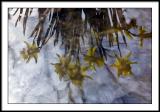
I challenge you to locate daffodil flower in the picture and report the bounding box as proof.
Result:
[67,63,92,87]
[51,54,71,80]
[84,47,104,70]
[20,41,39,63]
[138,26,152,47]
[52,54,92,87]
[111,52,137,77]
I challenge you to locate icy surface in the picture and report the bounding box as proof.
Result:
[8,9,152,103]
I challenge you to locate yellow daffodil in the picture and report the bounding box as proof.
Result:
[139,26,152,47]
[51,54,71,80]
[52,54,92,87]
[67,63,92,87]
[84,47,104,70]
[111,52,137,77]
[20,41,39,63]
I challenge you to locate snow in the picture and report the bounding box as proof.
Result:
[8,8,152,103]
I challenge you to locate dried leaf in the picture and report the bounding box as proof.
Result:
[124,30,133,40]
[23,8,29,35]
